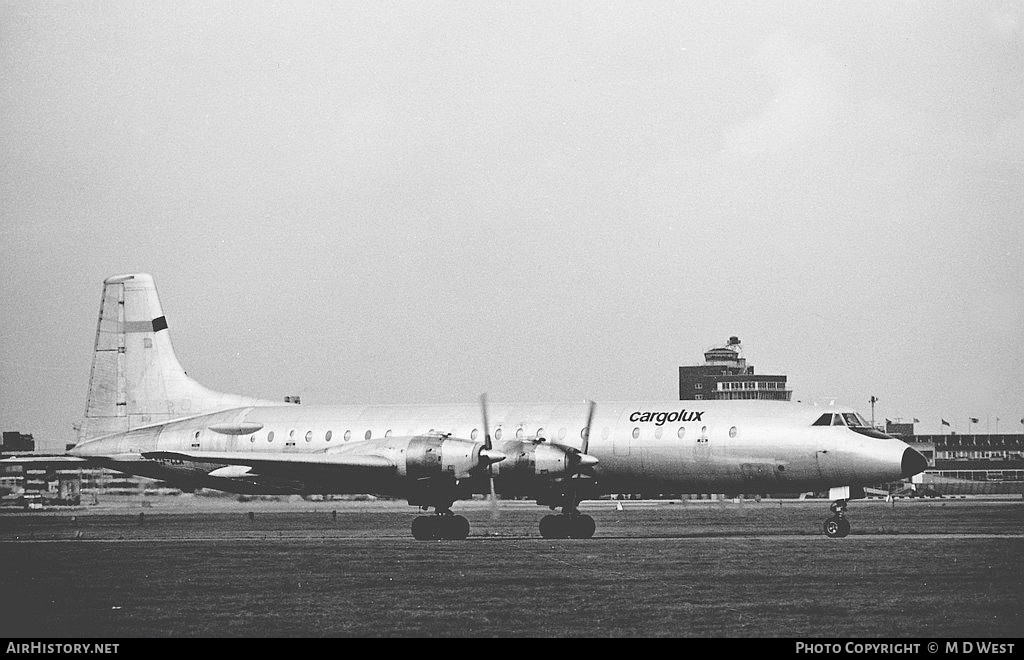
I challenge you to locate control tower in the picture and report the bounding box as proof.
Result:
[678,337,791,401]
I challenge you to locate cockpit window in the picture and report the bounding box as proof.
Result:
[839,411,872,427]
[813,410,892,437]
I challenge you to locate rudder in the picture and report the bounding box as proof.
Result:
[78,274,283,443]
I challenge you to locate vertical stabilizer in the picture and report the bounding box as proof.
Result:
[79,274,285,443]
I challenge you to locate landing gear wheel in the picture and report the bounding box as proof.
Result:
[412,516,434,540]
[539,514,567,539]
[412,513,470,540]
[569,514,596,539]
[445,515,470,540]
[823,515,851,538]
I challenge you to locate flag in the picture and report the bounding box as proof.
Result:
[970,417,979,424]
[941,419,950,427]
[913,418,920,423]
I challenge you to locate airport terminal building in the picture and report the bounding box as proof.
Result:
[887,423,1024,495]
[679,336,791,401]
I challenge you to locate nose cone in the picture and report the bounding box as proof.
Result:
[901,447,928,478]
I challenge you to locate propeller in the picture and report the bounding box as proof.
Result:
[567,399,599,475]
[479,393,500,520]
[581,399,596,456]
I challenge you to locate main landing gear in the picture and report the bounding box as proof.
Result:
[823,499,851,538]
[539,501,596,539]
[411,507,470,541]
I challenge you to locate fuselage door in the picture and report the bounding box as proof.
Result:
[612,427,631,456]
[815,448,841,483]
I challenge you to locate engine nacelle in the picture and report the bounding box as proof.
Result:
[399,435,499,480]
[494,441,572,482]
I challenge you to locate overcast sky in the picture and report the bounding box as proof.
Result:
[2,2,1022,452]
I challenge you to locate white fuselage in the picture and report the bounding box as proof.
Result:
[72,399,914,496]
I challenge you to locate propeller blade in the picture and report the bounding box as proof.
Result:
[480,393,492,451]
[488,474,499,520]
[581,399,596,455]
[479,392,499,520]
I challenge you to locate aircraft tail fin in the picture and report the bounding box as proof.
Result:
[78,274,284,443]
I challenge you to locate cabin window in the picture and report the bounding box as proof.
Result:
[495,428,503,441]
[516,427,524,440]
[677,426,685,439]
[581,427,590,440]
[325,430,333,442]
[250,435,256,443]
[701,426,707,437]
[812,413,833,426]
[471,428,479,440]
[344,430,351,442]
[267,431,275,443]
[632,427,640,439]
[558,427,567,440]
[385,429,392,438]
[729,426,737,438]
[365,430,372,440]
[537,427,545,440]
[654,427,663,439]
[305,431,313,443]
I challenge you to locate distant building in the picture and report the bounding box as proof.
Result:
[679,337,791,401]
[898,432,1024,495]
[885,420,916,437]
[1,431,34,453]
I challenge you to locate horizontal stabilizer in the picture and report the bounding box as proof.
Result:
[0,455,89,465]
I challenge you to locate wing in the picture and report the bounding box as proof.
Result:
[141,447,398,492]
[142,450,394,471]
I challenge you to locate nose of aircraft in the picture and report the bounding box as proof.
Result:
[901,446,928,478]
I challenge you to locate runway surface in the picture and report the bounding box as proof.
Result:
[1,498,1022,637]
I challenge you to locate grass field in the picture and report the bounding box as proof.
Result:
[1,499,1022,637]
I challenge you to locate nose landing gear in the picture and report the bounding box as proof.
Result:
[823,499,851,538]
